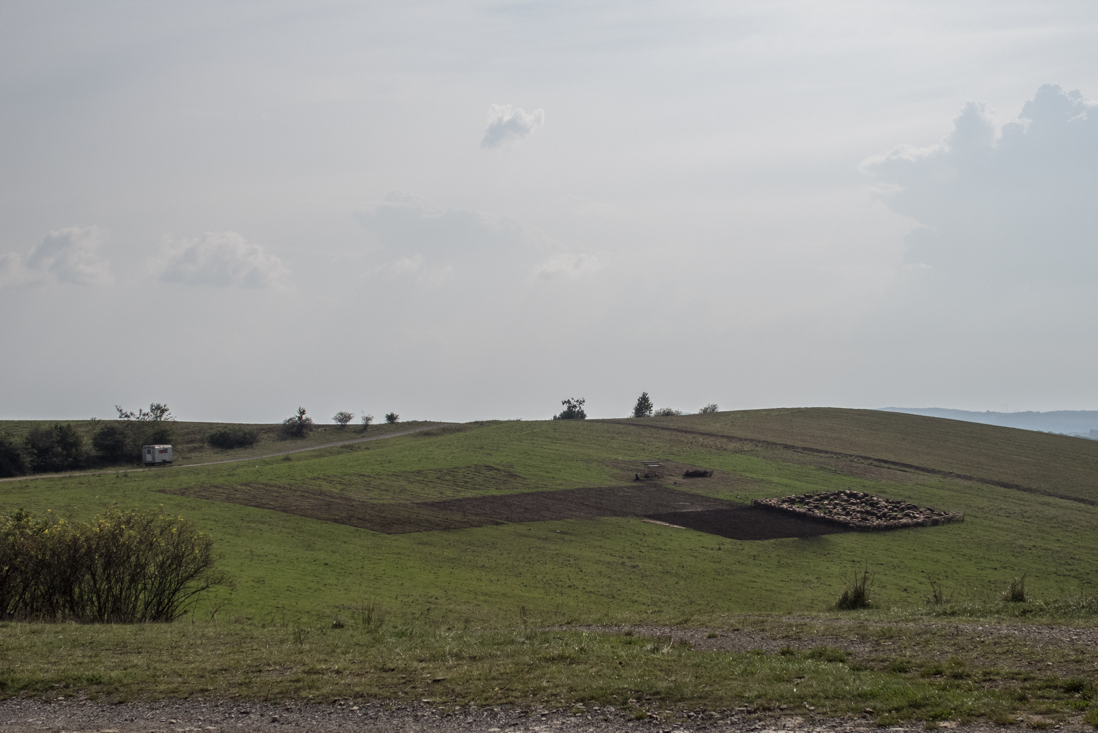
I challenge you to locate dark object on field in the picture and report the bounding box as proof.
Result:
[633,392,654,418]
[361,414,374,431]
[683,469,713,478]
[333,411,355,427]
[554,398,586,420]
[754,489,963,530]
[282,407,315,438]
[385,412,400,424]
[0,507,228,623]
[207,426,258,450]
[836,562,872,610]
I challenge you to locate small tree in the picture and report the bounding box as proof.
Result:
[361,414,374,431]
[333,411,355,428]
[698,403,719,414]
[282,407,315,438]
[116,403,175,422]
[554,398,586,420]
[633,392,653,418]
[385,412,400,424]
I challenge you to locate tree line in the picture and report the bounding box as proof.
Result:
[0,404,176,478]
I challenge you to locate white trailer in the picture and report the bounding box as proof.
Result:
[142,444,173,466]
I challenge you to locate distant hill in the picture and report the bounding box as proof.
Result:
[881,407,1098,438]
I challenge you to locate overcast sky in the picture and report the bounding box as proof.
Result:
[2,1,1097,423]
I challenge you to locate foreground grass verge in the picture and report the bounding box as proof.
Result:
[2,615,1097,727]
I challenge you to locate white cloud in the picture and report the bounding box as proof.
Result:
[0,226,112,287]
[357,193,530,253]
[480,104,545,149]
[157,231,289,289]
[532,252,606,279]
[863,84,1098,281]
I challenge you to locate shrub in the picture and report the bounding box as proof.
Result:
[281,407,315,438]
[653,407,682,417]
[0,507,228,623]
[24,424,86,473]
[1003,572,1027,603]
[925,573,953,605]
[385,412,400,424]
[92,422,130,462]
[333,411,355,428]
[361,414,374,431]
[633,392,653,418]
[835,563,872,610]
[554,398,586,420]
[698,403,719,414]
[206,426,259,449]
[0,435,26,478]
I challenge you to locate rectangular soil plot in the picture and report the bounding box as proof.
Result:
[159,483,498,534]
[645,506,852,541]
[421,485,732,524]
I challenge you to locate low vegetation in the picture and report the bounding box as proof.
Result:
[205,426,259,450]
[0,507,226,622]
[2,407,1098,726]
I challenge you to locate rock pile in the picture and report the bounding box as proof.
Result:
[753,490,963,530]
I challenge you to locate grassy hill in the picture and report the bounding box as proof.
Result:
[2,408,1097,723]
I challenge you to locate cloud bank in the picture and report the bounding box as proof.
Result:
[158,232,289,289]
[0,227,112,287]
[863,84,1098,282]
[480,105,545,148]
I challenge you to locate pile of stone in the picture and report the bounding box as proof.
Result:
[753,489,963,530]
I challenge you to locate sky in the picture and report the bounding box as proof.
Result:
[2,1,1097,423]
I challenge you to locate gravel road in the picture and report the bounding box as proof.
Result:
[1,698,1090,733]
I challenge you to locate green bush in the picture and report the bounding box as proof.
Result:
[0,435,26,478]
[24,424,86,473]
[0,507,228,623]
[206,426,259,449]
[835,564,872,610]
[633,392,653,418]
[281,407,315,438]
[1003,573,1028,603]
[92,422,130,462]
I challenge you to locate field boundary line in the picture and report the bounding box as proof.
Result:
[608,419,1098,507]
[0,424,452,484]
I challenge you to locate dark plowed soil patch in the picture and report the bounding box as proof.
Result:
[159,483,496,533]
[423,485,731,524]
[645,506,851,541]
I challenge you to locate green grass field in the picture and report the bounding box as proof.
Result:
[2,408,1098,725]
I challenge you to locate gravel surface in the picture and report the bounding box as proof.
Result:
[1,698,1092,733]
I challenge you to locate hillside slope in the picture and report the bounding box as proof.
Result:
[615,408,1098,505]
